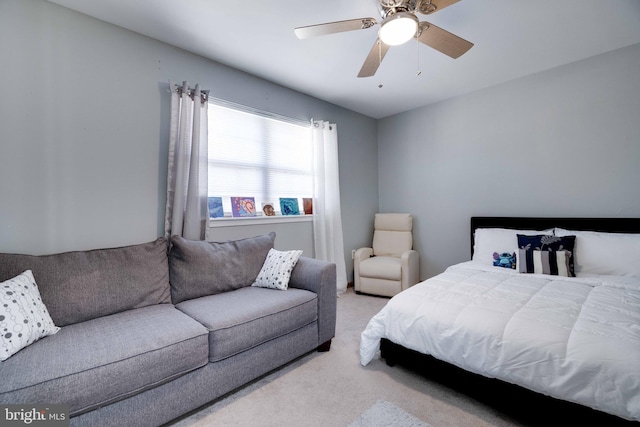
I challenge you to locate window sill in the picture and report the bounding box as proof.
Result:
[208,215,313,228]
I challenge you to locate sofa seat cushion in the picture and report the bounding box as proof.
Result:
[176,287,317,362]
[359,256,402,281]
[0,304,208,416]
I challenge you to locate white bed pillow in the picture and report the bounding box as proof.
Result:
[472,228,553,265]
[555,228,640,278]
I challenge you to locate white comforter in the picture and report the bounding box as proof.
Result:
[360,261,640,421]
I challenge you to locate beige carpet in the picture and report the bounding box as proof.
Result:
[168,289,632,427]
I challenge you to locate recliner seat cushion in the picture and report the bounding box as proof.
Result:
[176,287,317,362]
[0,304,209,416]
[358,256,402,281]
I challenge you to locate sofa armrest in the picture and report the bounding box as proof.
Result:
[289,257,337,348]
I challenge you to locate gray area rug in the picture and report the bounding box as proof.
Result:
[348,400,432,427]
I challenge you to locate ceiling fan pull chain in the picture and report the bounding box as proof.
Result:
[378,41,384,88]
[416,37,422,76]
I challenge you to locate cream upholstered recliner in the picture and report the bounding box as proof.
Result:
[354,213,420,297]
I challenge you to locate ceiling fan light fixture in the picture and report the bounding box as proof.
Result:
[378,12,418,46]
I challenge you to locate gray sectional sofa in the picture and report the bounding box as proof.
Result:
[0,232,336,426]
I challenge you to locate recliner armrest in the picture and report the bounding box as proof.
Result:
[354,247,373,261]
[400,249,420,291]
[353,247,373,292]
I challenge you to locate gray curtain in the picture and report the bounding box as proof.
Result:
[164,81,209,240]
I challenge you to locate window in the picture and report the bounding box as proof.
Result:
[207,101,312,219]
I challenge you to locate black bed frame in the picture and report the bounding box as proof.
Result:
[381,216,640,426]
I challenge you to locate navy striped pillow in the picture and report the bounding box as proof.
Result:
[517,234,576,276]
[517,249,573,277]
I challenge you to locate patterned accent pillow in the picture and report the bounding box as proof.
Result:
[517,249,573,277]
[252,249,303,290]
[1,270,60,361]
[517,234,576,276]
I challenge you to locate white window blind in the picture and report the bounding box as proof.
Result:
[208,102,312,217]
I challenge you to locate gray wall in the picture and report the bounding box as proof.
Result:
[378,43,640,279]
[0,0,378,279]
[3,0,637,284]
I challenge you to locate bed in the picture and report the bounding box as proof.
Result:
[360,217,640,422]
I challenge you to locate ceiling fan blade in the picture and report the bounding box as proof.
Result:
[417,0,461,15]
[358,39,390,78]
[295,18,377,39]
[417,21,473,58]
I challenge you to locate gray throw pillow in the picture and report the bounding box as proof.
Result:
[169,232,276,304]
[0,238,171,327]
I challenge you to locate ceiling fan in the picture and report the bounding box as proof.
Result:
[294,0,473,78]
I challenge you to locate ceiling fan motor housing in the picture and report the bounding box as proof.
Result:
[379,0,439,17]
[417,0,437,14]
[379,0,406,8]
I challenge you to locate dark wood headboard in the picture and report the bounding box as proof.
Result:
[470,217,640,258]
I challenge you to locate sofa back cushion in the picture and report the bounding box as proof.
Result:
[169,233,275,304]
[0,238,171,327]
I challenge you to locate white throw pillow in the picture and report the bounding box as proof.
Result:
[252,249,303,290]
[473,228,553,265]
[1,270,60,361]
[555,228,640,278]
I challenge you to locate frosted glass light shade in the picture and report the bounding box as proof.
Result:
[378,12,418,46]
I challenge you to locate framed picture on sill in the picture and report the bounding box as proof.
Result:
[231,197,257,217]
[208,197,224,219]
[262,202,276,217]
[279,198,300,215]
[303,198,313,215]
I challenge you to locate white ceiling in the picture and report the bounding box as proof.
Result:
[47,0,640,119]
